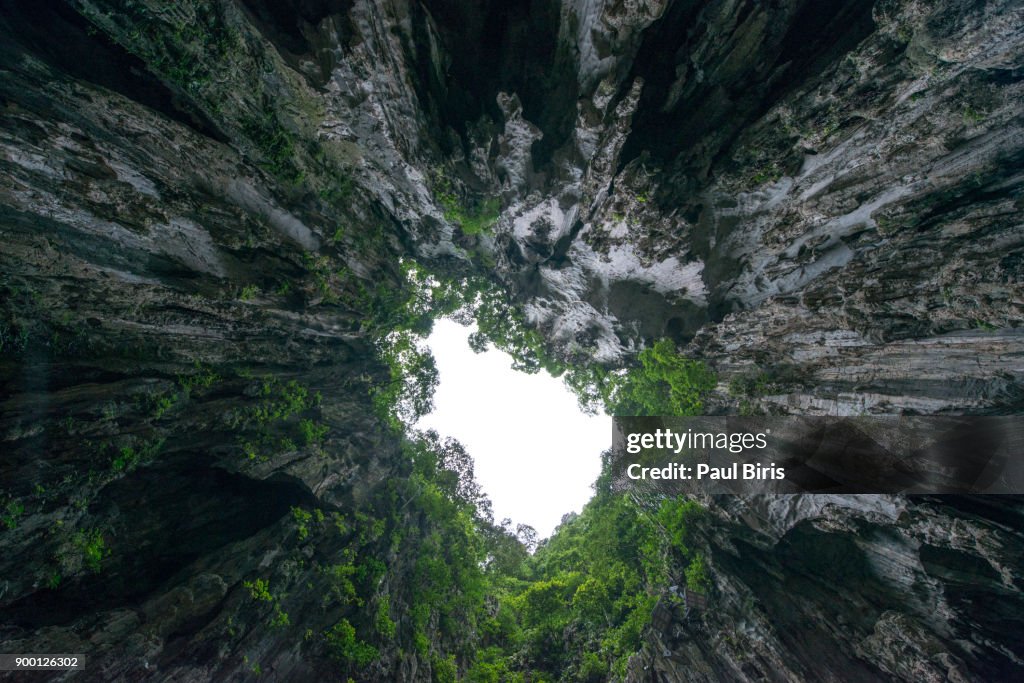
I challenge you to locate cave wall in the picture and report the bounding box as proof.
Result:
[469,0,1024,418]
[0,0,1022,680]
[0,0,446,678]
[625,493,1024,682]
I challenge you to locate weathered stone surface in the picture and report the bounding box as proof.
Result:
[0,0,1021,680]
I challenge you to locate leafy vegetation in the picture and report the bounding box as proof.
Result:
[178,363,219,395]
[435,177,501,235]
[244,578,274,603]
[235,377,325,461]
[244,578,291,629]
[373,331,439,428]
[1,13,723,681]
[606,339,717,416]
[84,2,240,97]
[299,418,329,446]
[326,618,379,668]
[242,109,304,185]
[2,498,25,530]
[232,424,708,680]
[111,438,164,473]
[74,528,109,573]
[351,432,712,682]
[292,506,325,542]
[355,253,716,429]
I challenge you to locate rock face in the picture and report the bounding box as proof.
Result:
[0,0,1022,681]
[627,494,1024,682]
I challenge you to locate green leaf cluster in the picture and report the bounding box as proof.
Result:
[325,618,379,668]
[74,528,109,573]
[236,378,323,461]
[605,340,717,416]
[435,177,501,235]
[2,498,25,530]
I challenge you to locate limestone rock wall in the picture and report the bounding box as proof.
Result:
[0,0,1022,680]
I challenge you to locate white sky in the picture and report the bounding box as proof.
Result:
[416,318,609,538]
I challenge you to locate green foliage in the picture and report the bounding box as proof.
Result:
[607,339,716,416]
[470,475,705,681]
[143,364,220,423]
[750,163,783,186]
[112,446,140,473]
[151,392,178,419]
[436,177,500,235]
[465,646,525,683]
[432,653,458,683]
[239,284,259,301]
[271,607,291,628]
[185,251,719,680]
[74,528,109,573]
[91,2,239,95]
[373,331,439,427]
[2,498,25,530]
[656,498,702,556]
[325,559,360,605]
[382,475,705,681]
[242,109,303,185]
[244,578,274,603]
[503,493,664,676]
[375,596,396,638]
[299,418,329,446]
[550,338,716,416]
[304,252,343,304]
[237,378,323,461]
[325,619,379,668]
[178,363,218,394]
[308,254,629,426]
[578,651,606,682]
[366,268,715,419]
[685,554,711,593]
[241,577,293,629]
[963,104,985,125]
[111,439,164,473]
[292,507,314,541]
[296,432,711,682]
[465,283,559,376]
[728,372,773,398]
[253,378,317,424]
[242,654,263,675]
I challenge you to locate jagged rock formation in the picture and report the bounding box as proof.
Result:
[0,0,1022,681]
[627,494,1024,682]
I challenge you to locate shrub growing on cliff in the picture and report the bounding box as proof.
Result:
[607,339,716,416]
[2,498,25,530]
[325,619,378,667]
[243,578,273,602]
[435,177,501,236]
[74,528,109,573]
[685,554,711,593]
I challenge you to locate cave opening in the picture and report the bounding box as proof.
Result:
[416,318,608,538]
